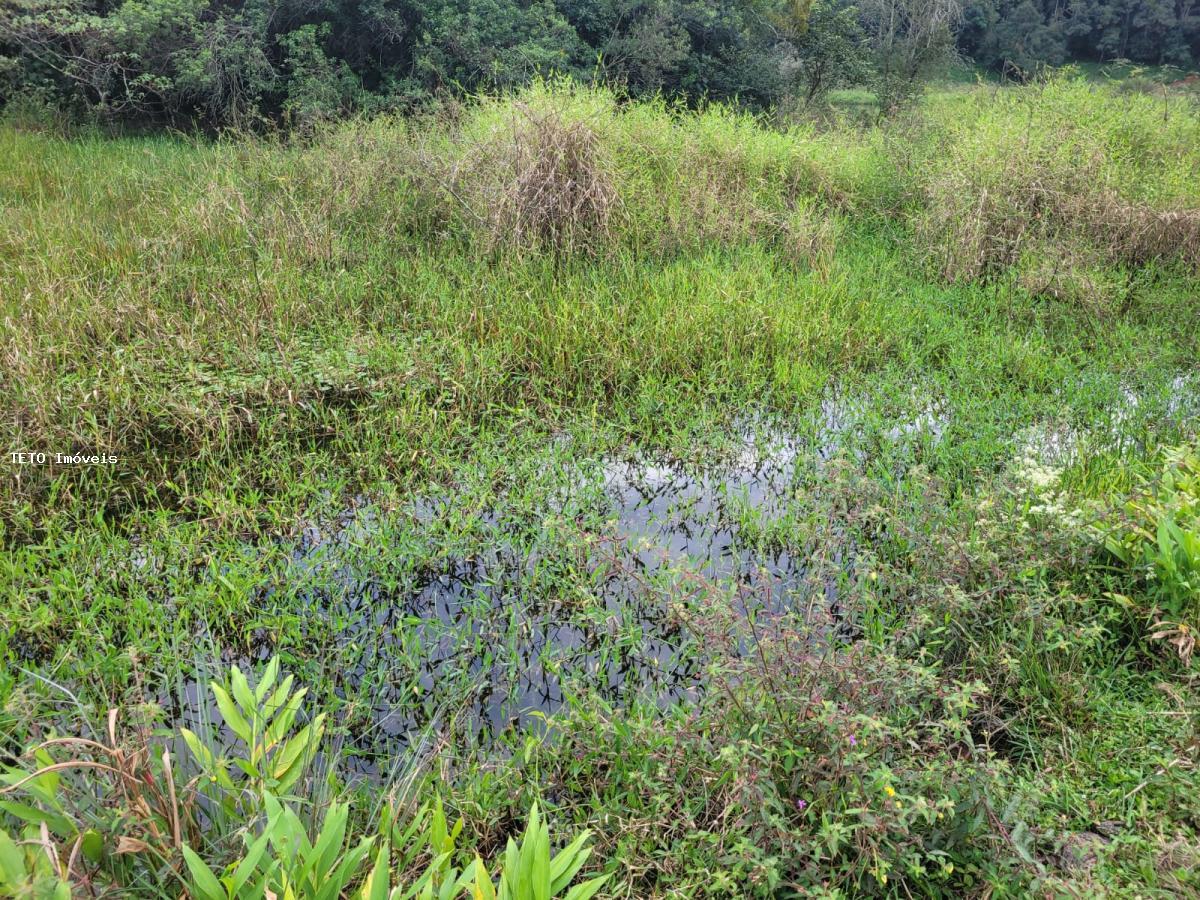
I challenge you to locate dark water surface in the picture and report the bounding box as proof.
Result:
[156,373,1198,771]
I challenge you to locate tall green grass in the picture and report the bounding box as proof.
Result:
[1,77,1197,537]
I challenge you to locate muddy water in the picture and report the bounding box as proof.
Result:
[160,421,857,770]
[153,392,961,770]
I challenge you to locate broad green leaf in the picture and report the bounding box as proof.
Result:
[308,801,349,885]
[210,683,252,746]
[531,812,550,900]
[562,874,611,900]
[256,657,281,703]
[501,837,519,898]
[230,666,257,723]
[549,833,592,893]
[81,830,104,865]
[0,829,25,885]
[213,764,238,793]
[31,749,59,793]
[437,867,464,900]
[181,844,226,900]
[262,675,296,725]
[263,689,306,752]
[471,856,496,900]
[430,795,448,853]
[0,800,74,839]
[314,836,374,900]
[181,728,217,770]
[233,758,262,781]
[229,828,272,896]
[272,715,325,793]
[359,842,390,900]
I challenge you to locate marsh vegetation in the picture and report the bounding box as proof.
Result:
[0,76,1198,896]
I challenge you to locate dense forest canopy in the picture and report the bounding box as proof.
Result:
[0,0,1197,127]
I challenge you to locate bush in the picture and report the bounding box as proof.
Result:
[1101,444,1200,664]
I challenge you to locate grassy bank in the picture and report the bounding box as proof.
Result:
[0,78,1198,896]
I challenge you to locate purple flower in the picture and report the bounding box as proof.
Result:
[796,799,808,811]
[848,734,858,746]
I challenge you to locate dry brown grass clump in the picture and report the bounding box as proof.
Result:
[918,143,1200,280]
[1091,202,1200,270]
[432,101,620,256]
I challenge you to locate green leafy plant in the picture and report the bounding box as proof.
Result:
[468,804,608,900]
[0,656,609,899]
[357,794,474,900]
[181,790,609,900]
[182,657,326,804]
[1103,444,1200,661]
[0,826,71,898]
[182,793,377,900]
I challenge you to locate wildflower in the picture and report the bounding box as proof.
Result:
[884,785,895,797]
[796,799,808,811]
[937,812,944,820]
[848,734,858,747]
[880,873,888,885]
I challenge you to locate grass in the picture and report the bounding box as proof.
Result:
[0,76,1198,896]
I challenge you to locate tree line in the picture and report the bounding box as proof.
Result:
[0,0,1196,128]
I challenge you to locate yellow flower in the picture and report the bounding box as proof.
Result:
[944,864,954,876]
[884,785,895,797]
[880,874,888,885]
[937,812,944,820]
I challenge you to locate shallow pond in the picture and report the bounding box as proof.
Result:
[153,373,1197,772]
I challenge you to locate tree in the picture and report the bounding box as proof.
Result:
[778,0,872,106]
[860,0,962,112]
[988,0,1065,76]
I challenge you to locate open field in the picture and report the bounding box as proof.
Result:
[1,78,1198,896]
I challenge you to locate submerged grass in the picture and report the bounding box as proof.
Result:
[0,76,1198,896]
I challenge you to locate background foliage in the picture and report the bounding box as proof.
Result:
[2,0,1195,129]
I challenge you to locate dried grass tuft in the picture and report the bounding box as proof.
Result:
[443,102,619,255]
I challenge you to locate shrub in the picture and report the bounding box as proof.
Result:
[437,97,621,256]
[470,551,1028,895]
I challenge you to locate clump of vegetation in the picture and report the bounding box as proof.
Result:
[1102,445,1200,663]
[913,80,1200,307]
[420,93,621,257]
[0,658,609,898]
